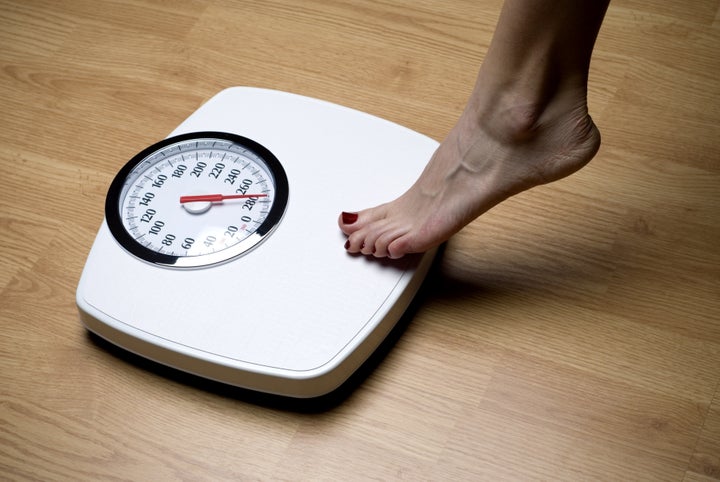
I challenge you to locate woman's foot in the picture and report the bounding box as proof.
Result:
[339,90,601,258]
[339,0,609,259]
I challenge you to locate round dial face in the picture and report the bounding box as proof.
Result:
[105,132,289,268]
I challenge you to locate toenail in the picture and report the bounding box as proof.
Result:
[342,212,358,224]
[344,240,350,250]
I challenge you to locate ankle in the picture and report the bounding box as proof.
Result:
[468,83,591,146]
[464,94,544,145]
[487,99,543,143]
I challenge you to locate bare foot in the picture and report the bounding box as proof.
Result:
[338,93,601,258]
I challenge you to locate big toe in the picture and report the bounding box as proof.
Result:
[338,211,360,234]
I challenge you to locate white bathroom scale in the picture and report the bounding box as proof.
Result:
[77,87,438,398]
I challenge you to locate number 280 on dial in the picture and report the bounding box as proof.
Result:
[105,132,289,268]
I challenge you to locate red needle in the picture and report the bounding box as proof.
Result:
[179,193,267,203]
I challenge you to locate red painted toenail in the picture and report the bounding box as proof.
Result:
[342,212,358,224]
[344,240,350,250]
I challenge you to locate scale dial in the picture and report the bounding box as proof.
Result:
[105,131,289,268]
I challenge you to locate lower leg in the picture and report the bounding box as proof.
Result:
[340,0,609,258]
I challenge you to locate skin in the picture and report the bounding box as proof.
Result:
[339,0,610,259]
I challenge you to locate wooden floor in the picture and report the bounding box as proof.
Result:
[2,0,719,480]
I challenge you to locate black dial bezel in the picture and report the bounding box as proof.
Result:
[105,131,289,268]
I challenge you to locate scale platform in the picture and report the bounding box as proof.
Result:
[77,87,438,398]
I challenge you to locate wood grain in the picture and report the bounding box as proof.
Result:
[1,0,719,480]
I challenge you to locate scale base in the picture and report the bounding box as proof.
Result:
[77,87,439,398]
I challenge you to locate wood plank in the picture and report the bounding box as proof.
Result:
[1,0,719,479]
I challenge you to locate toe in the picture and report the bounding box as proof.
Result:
[341,211,359,225]
[360,237,376,256]
[387,234,415,259]
[344,230,366,253]
[372,226,406,258]
[338,211,361,235]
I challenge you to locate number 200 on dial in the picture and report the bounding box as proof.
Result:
[105,132,289,268]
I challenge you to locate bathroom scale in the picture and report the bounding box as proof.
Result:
[77,87,438,398]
